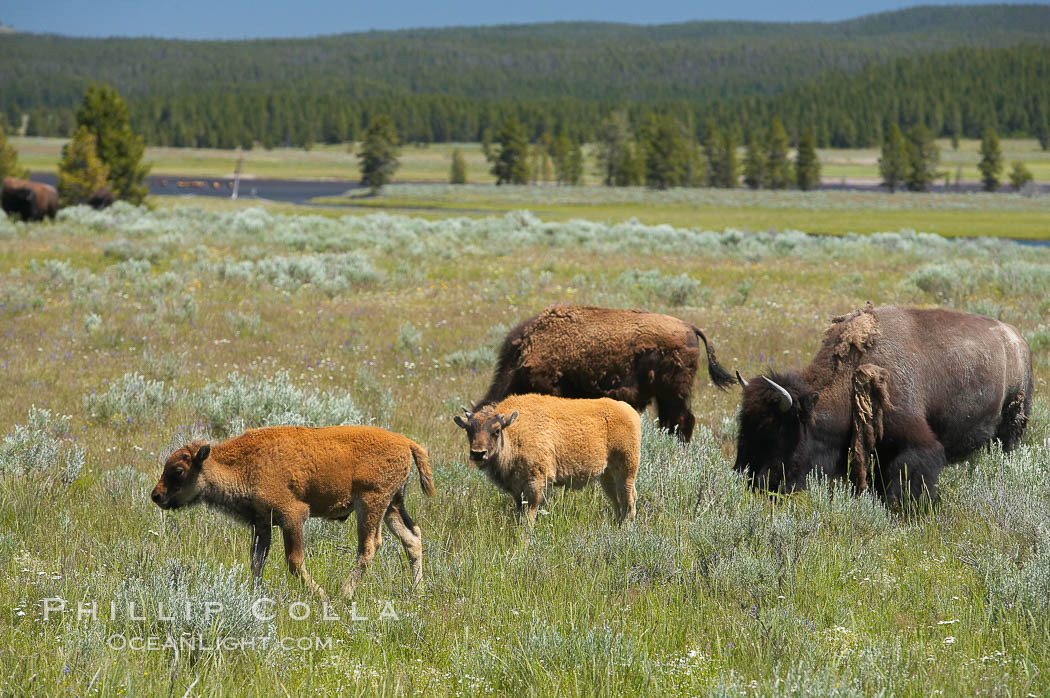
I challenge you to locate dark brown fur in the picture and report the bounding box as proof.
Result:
[2,177,58,221]
[151,425,435,600]
[478,305,733,441]
[88,187,115,210]
[734,304,1033,505]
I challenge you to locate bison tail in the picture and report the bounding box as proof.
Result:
[409,441,436,497]
[693,326,734,391]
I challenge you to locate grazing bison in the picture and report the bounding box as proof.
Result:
[88,187,115,210]
[477,305,733,441]
[2,177,58,221]
[734,303,1032,505]
[151,425,435,600]
[454,394,642,524]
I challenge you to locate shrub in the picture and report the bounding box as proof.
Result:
[617,268,706,306]
[0,407,84,484]
[112,560,277,650]
[83,372,177,426]
[195,368,365,437]
[396,322,423,353]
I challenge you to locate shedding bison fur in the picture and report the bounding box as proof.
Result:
[477,305,733,441]
[733,303,1032,507]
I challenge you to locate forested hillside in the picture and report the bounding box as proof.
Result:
[2,5,1049,147]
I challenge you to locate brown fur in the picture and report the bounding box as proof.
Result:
[454,393,642,524]
[480,305,733,441]
[88,187,115,210]
[2,177,58,221]
[151,425,435,600]
[735,304,1033,504]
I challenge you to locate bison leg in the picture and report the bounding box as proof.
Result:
[599,471,623,521]
[280,513,328,600]
[339,498,384,599]
[384,496,424,588]
[996,388,1031,452]
[518,479,546,527]
[656,396,695,442]
[249,519,272,579]
[874,428,946,507]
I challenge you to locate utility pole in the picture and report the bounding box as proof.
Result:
[231,147,243,200]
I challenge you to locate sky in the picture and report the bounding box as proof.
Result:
[0,0,1029,39]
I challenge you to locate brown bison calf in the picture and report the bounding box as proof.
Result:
[151,425,435,600]
[454,394,641,524]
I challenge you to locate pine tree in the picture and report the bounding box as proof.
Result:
[904,123,940,192]
[879,123,908,192]
[742,133,766,189]
[765,116,791,190]
[358,115,400,193]
[488,117,530,185]
[0,123,28,181]
[57,125,109,207]
[702,121,722,187]
[978,127,1003,192]
[1009,162,1034,191]
[449,148,467,184]
[948,102,963,151]
[595,111,641,186]
[550,133,583,185]
[794,127,821,191]
[721,129,738,188]
[75,84,150,204]
[640,113,691,189]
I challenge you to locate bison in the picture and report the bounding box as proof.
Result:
[151,425,435,600]
[733,303,1032,505]
[477,305,733,442]
[2,177,58,221]
[454,393,642,525]
[88,187,115,210]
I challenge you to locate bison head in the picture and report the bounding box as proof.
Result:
[733,372,820,493]
[151,440,210,510]
[453,407,518,465]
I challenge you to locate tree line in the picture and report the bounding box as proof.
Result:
[3,42,1049,151]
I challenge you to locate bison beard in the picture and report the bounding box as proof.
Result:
[477,305,733,441]
[734,304,1033,506]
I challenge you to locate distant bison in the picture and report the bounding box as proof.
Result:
[2,177,58,221]
[151,425,435,600]
[477,305,733,441]
[87,187,115,210]
[454,393,641,524]
[734,303,1032,505]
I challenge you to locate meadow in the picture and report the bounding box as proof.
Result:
[14,135,1050,186]
[1,201,1049,695]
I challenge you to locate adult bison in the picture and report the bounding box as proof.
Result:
[88,187,115,210]
[476,305,734,441]
[2,177,58,221]
[734,303,1032,505]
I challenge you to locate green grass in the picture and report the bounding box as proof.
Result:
[0,203,1049,695]
[14,136,1050,186]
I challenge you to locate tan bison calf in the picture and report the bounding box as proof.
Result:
[454,394,641,524]
[151,425,435,600]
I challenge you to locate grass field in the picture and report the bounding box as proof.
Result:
[13,136,1050,186]
[1,200,1048,696]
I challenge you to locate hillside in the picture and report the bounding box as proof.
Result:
[2,5,1049,146]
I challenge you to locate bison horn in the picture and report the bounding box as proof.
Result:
[761,376,793,413]
[460,405,472,416]
[736,371,749,388]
